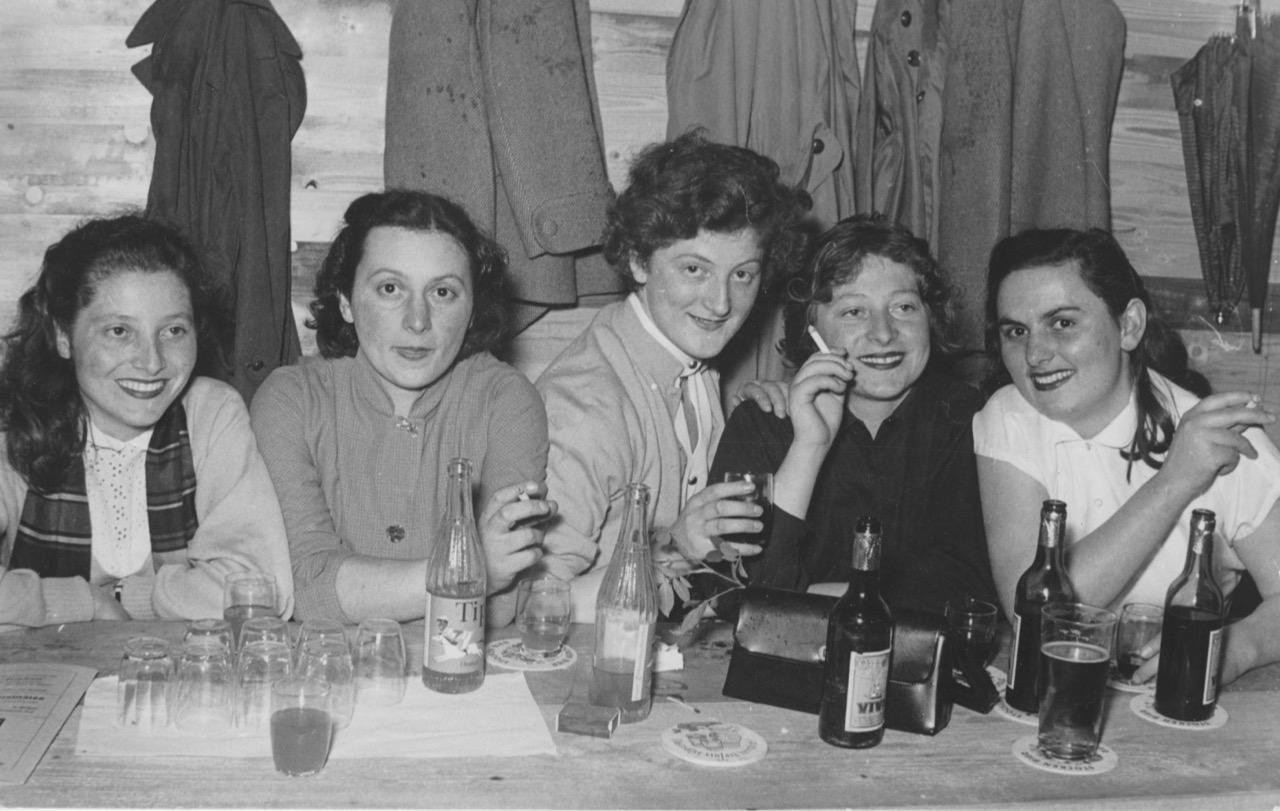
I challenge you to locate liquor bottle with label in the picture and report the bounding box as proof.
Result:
[819,516,894,748]
[423,457,487,693]
[1006,499,1076,713]
[590,483,658,723]
[1155,509,1226,721]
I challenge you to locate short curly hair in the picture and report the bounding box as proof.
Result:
[0,214,226,490]
[602,130,811,292]
[308,190,509,359]
[781,214,960,368]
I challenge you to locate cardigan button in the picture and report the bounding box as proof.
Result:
[907,49,921,67]
[900,10,912,26]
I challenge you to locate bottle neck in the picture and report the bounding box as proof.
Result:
[444,465,474,523]
[1035,513,1067,568]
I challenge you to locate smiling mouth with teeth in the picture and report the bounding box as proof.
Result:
[118,380,166,395]
[1031,370,1073,389]
[858,354,904,369]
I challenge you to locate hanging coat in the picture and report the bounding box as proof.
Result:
[384,0,621,331]
[665,0,860,393]
[857,0,1124,351]
[128,0,306,402]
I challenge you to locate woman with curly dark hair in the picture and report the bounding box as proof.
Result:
[251,190,554,625]
[535,131,811,618]
[0,214,293,628]
[709,214,996,616]
[975,227,1280,685]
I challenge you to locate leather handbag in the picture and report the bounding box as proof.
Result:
[722,586,995,735]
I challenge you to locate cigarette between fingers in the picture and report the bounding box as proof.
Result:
[1138,638,1161,659]
[807,324,832,354]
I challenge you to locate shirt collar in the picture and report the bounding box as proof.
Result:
[627,293,705,380]
[1037,384,1138,450]
[352,349,449,420]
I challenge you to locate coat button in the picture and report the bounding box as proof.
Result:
[811,137,825,154]
[907,49,921,67]
[916,90,926,103]
[248,360,265,372]
[900,10,912,26]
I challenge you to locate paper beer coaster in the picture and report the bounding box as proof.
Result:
[1012,736,1118,775]
[1107,676,1156,695]
[986,666,1008,693]
[485,638,576,671]
[993,697,1039,727]
[660,721,767,767]
[1129,694,1228,730]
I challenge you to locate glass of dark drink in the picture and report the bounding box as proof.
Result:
[1111,602,1163,687]
[722,471,774,545]
[222,572,278,648]
[271,677,333,777]
[1037,602,1117,760]
[944,597,999,669]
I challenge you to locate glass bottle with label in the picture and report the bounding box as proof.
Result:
[819,516,894,748]
[423,458,486,693]
[1155,509,1226,721]
[589,483,657,722]
[1006,499,1076,713]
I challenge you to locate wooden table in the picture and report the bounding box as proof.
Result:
[2,620,1279,809]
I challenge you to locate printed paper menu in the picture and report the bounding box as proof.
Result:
[0,663,97,784]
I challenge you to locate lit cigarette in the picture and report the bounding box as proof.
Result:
[806,324,832,354]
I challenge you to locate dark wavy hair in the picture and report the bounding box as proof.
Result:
[308,190,509,359]
[0,214,227,491]
[780,214,960,368]
[984,227,1209,475]
[602,130,811,292]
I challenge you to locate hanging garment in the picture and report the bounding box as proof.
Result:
[128,0,306,402]
[665,0,861,392]
[858,0,1124,352]
[385,0,621,331]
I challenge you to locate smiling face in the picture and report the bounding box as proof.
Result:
[995,261,1145,438]
[812,255,931,427]
[56,269,197,442]
[340,226,474,414]
[631,228,763,361]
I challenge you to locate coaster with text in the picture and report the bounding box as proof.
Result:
[1012,735,1117,775]
[993,697,1039,726]
[1129,694,1228,730]
[660,721,767,768]
[486,638,576,671]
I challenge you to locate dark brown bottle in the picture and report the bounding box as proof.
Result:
[1155,509,1226,721]
[819,517,894,748]
[1006,499,1076,713]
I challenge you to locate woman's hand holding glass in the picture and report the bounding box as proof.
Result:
[479,480,558,593]
[667,480,766,562]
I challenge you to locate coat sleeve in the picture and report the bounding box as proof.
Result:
[135,379,295,620]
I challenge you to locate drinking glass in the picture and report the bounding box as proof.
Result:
[271,677,333,777]
[516,575,572,656]
[353,618,407,706]
[222,572,277,646]
[296,618,348,663]
[184,618,234,658]
[239,616,291,653]
[1037,602,1118,760]
[235,640,293,730]
[172,636,234,732]
[117,636,174,731]
[722,471,774,544]
[296,638,355,728]
[1111,602,1163,686]
[945,597,1000,668]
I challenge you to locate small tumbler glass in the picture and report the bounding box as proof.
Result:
[117,636,174,731]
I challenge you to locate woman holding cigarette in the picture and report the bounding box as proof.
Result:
[710,215,996,614]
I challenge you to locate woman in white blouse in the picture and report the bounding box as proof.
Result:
[973,227,1280,685]
[0,215,293,628]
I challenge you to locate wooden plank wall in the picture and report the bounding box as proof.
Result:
[1,0,1276,432]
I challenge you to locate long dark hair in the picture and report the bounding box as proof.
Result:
[0,214,226,490]
[985,228,1208,473]
[308,190,509,359]
[780,214,960,367]
[601,130,811,292]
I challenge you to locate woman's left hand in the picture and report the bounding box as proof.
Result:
[478,481,558,593]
